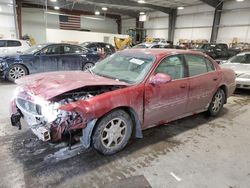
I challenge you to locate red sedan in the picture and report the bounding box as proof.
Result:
[10,49,236,155]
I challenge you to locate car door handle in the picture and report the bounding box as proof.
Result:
[180,84,187,89]
[213,78,218,81]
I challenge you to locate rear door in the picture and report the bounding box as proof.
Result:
[58,45,84,70]
[6,40,22,55]
[185,54,219,112]
[144,54,189,128]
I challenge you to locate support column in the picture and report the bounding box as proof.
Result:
[168,9,177,43]
[210,2,223,43]
[16,0,22,38]
[116,18,122,34]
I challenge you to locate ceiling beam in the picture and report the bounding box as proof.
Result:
[200,0,221,8]
[22,0,138,17]
[80,0,173,14]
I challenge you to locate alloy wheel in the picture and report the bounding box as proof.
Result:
[101,118,127,149]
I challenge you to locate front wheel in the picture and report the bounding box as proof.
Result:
[7,64,28,82]
[92,110,132,155]
[208,88,225,116]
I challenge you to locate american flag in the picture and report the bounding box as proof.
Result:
[59,15,81,30]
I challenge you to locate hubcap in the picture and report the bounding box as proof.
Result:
[83,63,93,71]
[9,66,25,80]
[212,91,223,112]
[101,118,127,149]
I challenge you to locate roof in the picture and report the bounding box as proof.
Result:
[122,48,205,59]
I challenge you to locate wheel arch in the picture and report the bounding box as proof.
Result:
[9,63,30,75]
[95,106,143,139]
[81,105,143,149]
[218,84,228,104]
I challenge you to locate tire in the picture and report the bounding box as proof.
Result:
[208,88,225,116]
[92,109,133,155]
[7,64,28,82]
[82,62,94,71]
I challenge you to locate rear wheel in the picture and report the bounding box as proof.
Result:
[82,62,94,71]
[208,88,225,116]
[7,64,28,82]
[92,109,132,155]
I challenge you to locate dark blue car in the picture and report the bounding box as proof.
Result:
[0,43,101,81]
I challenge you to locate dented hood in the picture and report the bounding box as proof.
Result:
[15,71,128,100]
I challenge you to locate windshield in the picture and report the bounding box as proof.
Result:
[23,44,48,54]
[80,42,91,47]
[133,44,150,49]
[92,52,155,84]
[228,55,249,64]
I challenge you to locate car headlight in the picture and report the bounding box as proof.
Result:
[33,96,60,123]
[41,103,60,123]
[238,73,250,79]
[0,61,8,70]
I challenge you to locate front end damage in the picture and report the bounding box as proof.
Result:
[10,85,123,147]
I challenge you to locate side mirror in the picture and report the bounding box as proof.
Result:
[149,73,172,85]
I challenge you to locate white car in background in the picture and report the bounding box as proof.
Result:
[220,52,250,89]
[0,39,30,57]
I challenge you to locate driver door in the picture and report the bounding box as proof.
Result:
[143,55,189,129]
[36,44,61,72]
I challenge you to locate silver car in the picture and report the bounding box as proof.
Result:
[220,52,250,89]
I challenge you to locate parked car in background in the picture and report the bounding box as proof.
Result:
[80,42,116,58]
[220,52,250,89]
[0,43,101,82]
[194,43,239,60]
[10,49,236,155]
[133,42,174,49]
[0,39,30,57]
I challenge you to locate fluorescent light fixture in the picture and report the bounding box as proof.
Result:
[138,0,145,3]
[54,6,60,10]
[102,7,108,11]
[0,6,2,12]
[83,16,105,20]
[177,6,184,10]
[139,15,147,22]
[95,11,100,15]
[236,0,244,2]
[140,12,145,15]
[50,0,57,2]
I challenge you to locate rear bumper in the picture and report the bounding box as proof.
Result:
[236,78,250,89]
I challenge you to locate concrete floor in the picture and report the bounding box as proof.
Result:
[0,79,250,188]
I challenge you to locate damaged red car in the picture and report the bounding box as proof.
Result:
[10,49,236,155]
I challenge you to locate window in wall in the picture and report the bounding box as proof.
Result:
[155,55,184,80]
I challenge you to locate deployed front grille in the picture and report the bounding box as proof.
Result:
[16,98,42,115]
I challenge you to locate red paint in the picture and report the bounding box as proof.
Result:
[12,49,236,141]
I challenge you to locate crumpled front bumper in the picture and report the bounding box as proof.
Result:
[10,98,51,141]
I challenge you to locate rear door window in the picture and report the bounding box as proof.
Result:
[185,55,208,77]
[7,40,21,47]
[63,45,83,54]
[0,40,6,47]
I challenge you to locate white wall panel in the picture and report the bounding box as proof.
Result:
[0,0,16,38]
[217,0,250,43]
[22,8,119,44]
[121,18,136,34]
[174,28,212,44]
[81,17,117,33]
[46,29,128,46]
